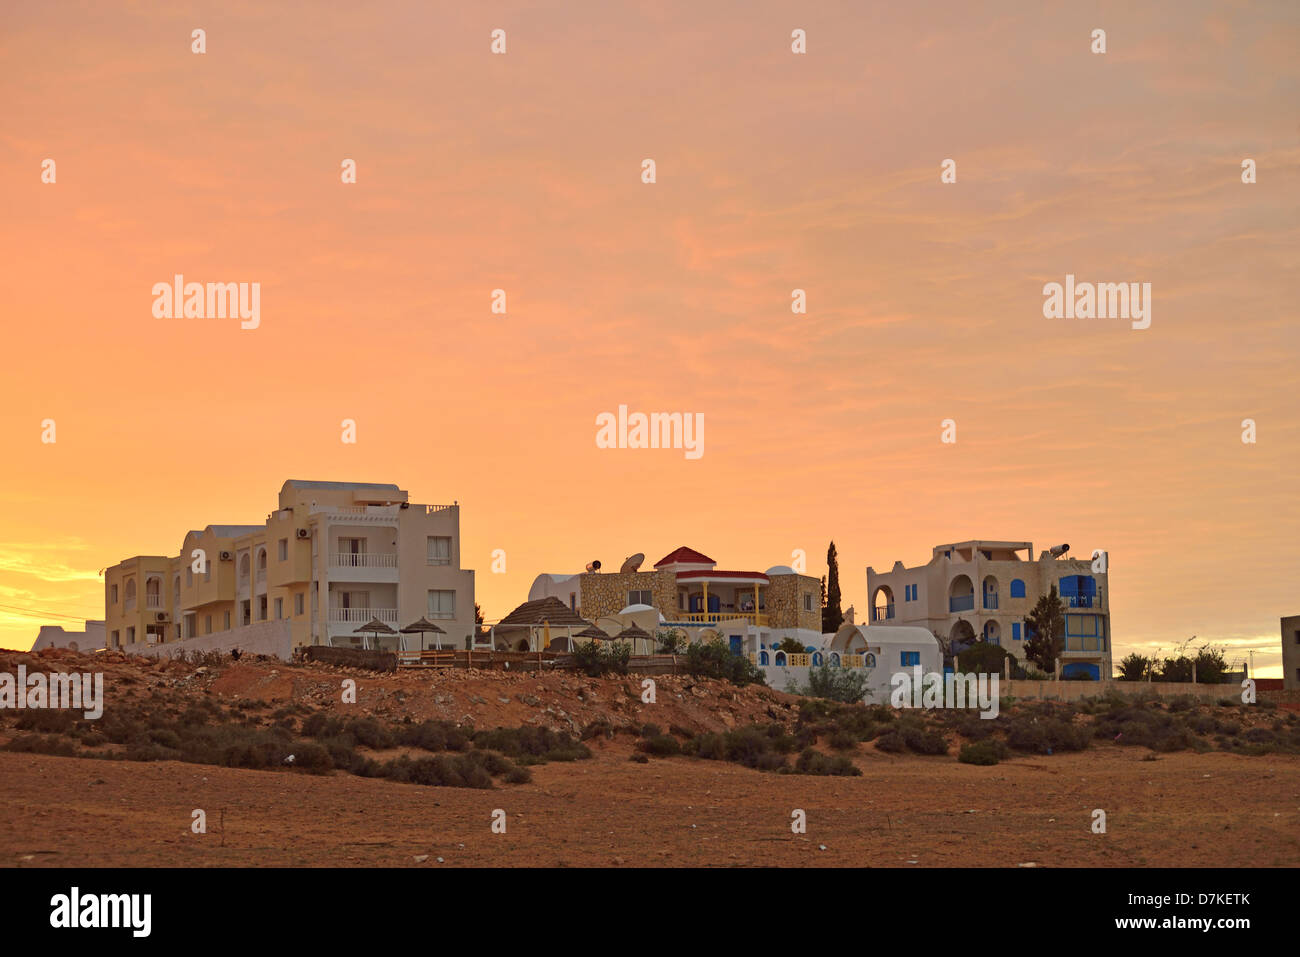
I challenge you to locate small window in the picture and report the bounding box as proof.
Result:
[204,614,212,634]
[427,536,452,565]
[1010,579,1026,598]
[127,626,135,644]
[628,589,652,606]
[110,584,119,603]
[901,651,920,667]
[110,630,119,648]
[278,538,288,561]
[274,597,284,619]
[428,589,456,619]
[803,593,813,612]
[295,593,305,616]
[1012,622,1021,641]
[223,611,231,630]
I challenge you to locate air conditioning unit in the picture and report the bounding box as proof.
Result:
[219,550,234,561]
[296,528,311,539]
[155,611,169,623]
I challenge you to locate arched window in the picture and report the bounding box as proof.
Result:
[124,579,136,600]
[1010,579,1026,598]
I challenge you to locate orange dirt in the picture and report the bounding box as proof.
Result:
[1,648,1298,867]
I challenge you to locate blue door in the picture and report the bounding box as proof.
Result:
[729,635,742,655]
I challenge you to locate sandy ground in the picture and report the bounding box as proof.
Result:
[3,742,1297,868]
[2,647,1297,868]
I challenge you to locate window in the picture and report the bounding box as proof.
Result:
[204,614,212,634]
[1010,579,1026,598]
[111,630,119,648]
[904,583,918,601]
[295,593,304,616]
[223,611,231,631]
[428,590,455,619]
[426,536,452,565]
[278,538,288,561]
[1012,622,1021,641]
[258,596,267,621]
[110,584,118,603]
[901,651,920,667]
[628,589,652,606]
[803,592,813,612]
[274,597,284,619]
[127,626,135,644]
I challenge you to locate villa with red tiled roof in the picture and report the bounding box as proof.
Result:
[525,545,824,658]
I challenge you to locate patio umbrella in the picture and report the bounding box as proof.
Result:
[400,616,447,651]
[614,623,652,655]
[354,617,396,651]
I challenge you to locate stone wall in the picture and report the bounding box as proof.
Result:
[578,570,676,622]
[764,574,822,630]
[127,619,292,660]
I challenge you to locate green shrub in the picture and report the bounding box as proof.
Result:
[958,739,1007,765]
[638,734,682,757]
[684,639,766,687]
[793,748,860,776]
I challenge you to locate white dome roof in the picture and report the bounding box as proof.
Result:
[619,603,656,615]
[764,565,795,575]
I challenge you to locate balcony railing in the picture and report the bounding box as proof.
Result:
[984,593,998,610]
[331,552,398,568]
[872,604,895,622]
[668,612,769,626]
[146,595,163,609]
[949,594,975,612]
[1062,594,1101,609]
[328,607,398,624]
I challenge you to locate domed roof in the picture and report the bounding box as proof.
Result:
[764,565,796,575]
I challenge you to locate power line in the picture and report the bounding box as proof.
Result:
[0,602,95,624]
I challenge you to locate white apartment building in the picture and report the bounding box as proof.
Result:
[866,540,1112,679]
[104,480,476,654]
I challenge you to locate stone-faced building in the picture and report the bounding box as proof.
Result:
[527,545,823,657]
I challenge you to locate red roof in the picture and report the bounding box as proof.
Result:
[675,570,768,581]
[654,546,716,567]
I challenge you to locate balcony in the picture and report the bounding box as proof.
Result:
[146,595,163,610]
[667,612,769,626]
[328,607,398,624]
[949,594,975,613]
[872,604,895,622]
[983,593,998,610]
[1062,593,1102,609]
[331,552,397,568]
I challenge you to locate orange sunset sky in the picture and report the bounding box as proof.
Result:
[1,2,1296,674]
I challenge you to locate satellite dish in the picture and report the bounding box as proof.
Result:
[620,553,645,574]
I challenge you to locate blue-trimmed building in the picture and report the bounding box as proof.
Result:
[865,540,1112,679]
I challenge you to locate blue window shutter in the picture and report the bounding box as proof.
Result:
[1012,622,1021,641]
[1010,579,1026,598]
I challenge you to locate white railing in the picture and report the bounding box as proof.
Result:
[331,552,398,568]
[328,607,398,624]
[423,504,454,514]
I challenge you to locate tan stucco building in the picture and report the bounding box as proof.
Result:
[104,480,475,654]
[1281,614,1300,690]
[527,545,823,657]
[866,540,1113,679]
